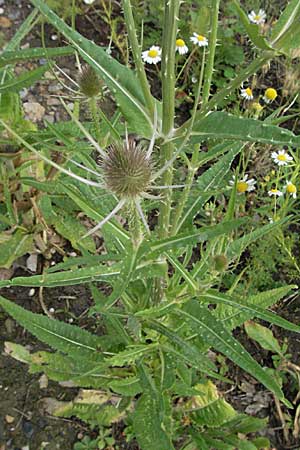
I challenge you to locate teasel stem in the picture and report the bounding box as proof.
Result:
[122,0,155,117]
[171,50,206,234]
[158,0,180,239]
[88,96,102,144]
[129,200,142,247]
[202,0,220,105]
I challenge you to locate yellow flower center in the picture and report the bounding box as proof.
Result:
[237,181,248,193]
[148,49,158,58]
[197,35,205,41]
[287,183,297,194]
[176,39,185,47]
[245,87,253,96]
[277,154,287,161]
[254,15,261,21]
[265,88,277,100]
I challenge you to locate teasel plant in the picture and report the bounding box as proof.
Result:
[1,0,300,449]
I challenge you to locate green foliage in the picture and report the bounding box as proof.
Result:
[1,1,300,449]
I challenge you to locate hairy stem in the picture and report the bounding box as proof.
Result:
[202,0,220,105]
[158,0,180,239]
[122,0,155,117]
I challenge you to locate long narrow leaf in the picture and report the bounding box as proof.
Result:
[202,289,300,334]
[178,300,288,404]
[0,296,104,360]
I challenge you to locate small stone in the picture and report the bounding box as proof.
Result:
[4,318,15,335]
[39,374,48,389]
[0,16,11,28]
[26,254,38,272]
[23,102,45,122]
[28,288,35,297]
[5,415,15,424]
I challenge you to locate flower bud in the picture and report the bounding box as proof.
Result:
[213,254,228,272]
[78,65,103,98]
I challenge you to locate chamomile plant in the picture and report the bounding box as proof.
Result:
[1,1,300,449]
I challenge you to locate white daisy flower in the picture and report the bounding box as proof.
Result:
[229,174,256,193]
[190,33,208,47]
[142,46,162,64]
[175,38,189,55]
[240,87,254,100]
[285,181,297,198]
[248,9,266,25]
[271,150,293,166]
[268,188,283,197]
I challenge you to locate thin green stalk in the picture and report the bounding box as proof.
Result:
[199,51,273,118]
[202,0,220,105]
[88,97,102,143]
[158,0,180,239]
[122,0,155,116]
[171,51,206,234]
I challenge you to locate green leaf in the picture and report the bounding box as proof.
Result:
[203,289,300,335]
[0,65,50,93]
[175,112,300,147]
[133,365,174,450]
[0,263,121,288]
[102,242,140,310]
[217,285,296,330]
[60,183,129,247]
[244,321,283,355]
[226,218,288,260]
[108,377,142,396]
[0,230,34,269]
[31,0,154,138]
[148,321,219,377]
[106,344,157,367]
[270,0,300,49]
[179,300,288,404]
[0,47,74,68]
[177,144,243,231]
[189,380,237,427]
[147,218,246,257]
[0,296,104,360]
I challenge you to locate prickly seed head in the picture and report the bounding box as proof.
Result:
[213,254,228,272]
[102,140,152,198]
[78,65,103,98]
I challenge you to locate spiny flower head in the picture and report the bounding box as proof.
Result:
[102,140,152,198]
[271,150,293,166]
[78,65,103,98]
[248,9,266,24]
[263,87,277,103]
[190,33,208,47]
[142,46,162,64]
[213,254,228,272]
[176,38,189,55]
[241,87,253,100]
